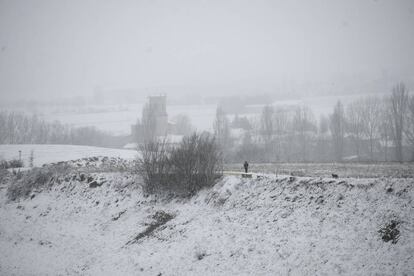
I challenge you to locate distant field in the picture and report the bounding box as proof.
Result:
[38,103,218,135]
[225,162,414,178]
[0,144,137,167]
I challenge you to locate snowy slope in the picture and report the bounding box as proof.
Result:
[0,173,413,275]
[0,144,137,167]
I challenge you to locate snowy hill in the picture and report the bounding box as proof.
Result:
[0,144,137,167]
[1,169,413,275]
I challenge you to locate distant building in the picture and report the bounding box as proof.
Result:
[148,95,168,136]
[130,95,182,144]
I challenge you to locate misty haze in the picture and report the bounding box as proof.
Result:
[1,0,413,275]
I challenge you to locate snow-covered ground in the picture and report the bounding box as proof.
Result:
[1,169,413,275]
[225,162,414,179]
[0,144,137,167]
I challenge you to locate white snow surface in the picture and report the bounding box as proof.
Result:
[0,174,413,275]
[0,144,137,167]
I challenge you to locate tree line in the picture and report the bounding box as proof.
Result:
[214,83,414,162]
[0,111,123,147]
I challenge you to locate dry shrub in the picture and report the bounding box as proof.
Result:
[0,159,24,169]
[136,137,171,194]
[136,132,222,196]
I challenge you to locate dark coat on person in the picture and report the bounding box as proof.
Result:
[243,161,249,173]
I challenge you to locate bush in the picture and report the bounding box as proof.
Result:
[136,132,222,196]
[169,133,222,193]
[0,159,24,169]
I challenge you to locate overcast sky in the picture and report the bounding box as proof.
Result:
[0,0,413,102]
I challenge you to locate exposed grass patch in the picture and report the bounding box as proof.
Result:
[126,211,174,245]
[0,159,24,169]
[0,168,11,186]
[379,220,400,244]
[6,164,71,201]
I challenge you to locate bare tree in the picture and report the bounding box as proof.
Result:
[378,97,393,161]
[0,112,6,142]
[213,106,231,157]
[346,101,364,161]
[260,105,274,160]
[136,137,170,193]
[404,94,414,159]
[293,106,316,161]
[315,115,330,162]
[273,107,289,161]
[390,83,409,162]
[285,114,296,162]
[330,101,345,162]
[361,96,381,161]
[260,105,274,143]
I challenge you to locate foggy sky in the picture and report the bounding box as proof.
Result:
[0,0,413,102]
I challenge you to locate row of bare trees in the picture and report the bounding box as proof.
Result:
[330,83,414,162]
[215,83,413,162]
[0,111,119,147]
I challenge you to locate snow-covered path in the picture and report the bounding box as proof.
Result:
[1,174,413,275]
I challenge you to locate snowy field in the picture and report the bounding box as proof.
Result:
[0,144,137,167]
[35,103,218,135]
[0,171,413,275]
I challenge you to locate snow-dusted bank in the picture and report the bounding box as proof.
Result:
[0,144,137,167]
[0,164,413,275]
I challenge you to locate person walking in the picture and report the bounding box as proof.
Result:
[243,161,249,173]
